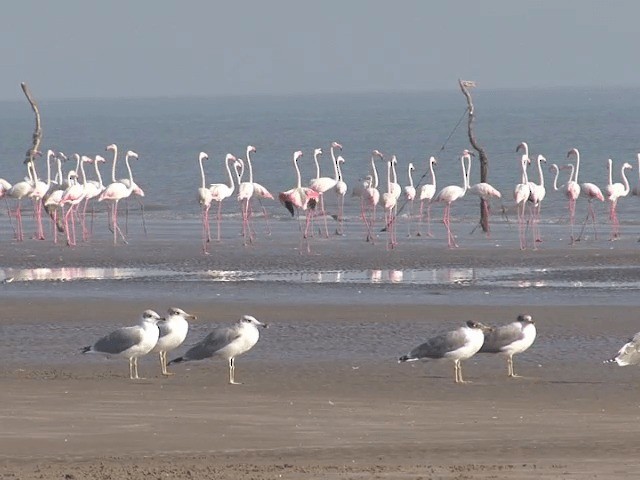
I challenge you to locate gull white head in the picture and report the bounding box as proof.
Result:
[140,309,163,324]
[517,314,534,324]
[167,307,197,321]
[241,314,268,328]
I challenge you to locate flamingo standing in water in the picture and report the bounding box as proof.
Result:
[196,152,213,253]
[334,155,347,235]
[606,158,632,240]
[382,158,398,249]
[278,150,319,254]
[514,143,531,250]
[60,155,90,246]
[527,154,546,246]
[564,148,585,244]
[241,145,273,238]
[80,156,106,241]
[208,153,237,243]
[6,162,35,242]
[361,150,383,243]
[29,152,50,240]
[98,150,138,245]
[404,162,416,236]
[465,150,502,237]
[309,144,341,238]
[417,156,437,237]
[434,152,468,248]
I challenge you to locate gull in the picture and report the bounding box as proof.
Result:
[150,307,197,376]
[399,321,492,383]
[606,331,640,366]
[479,314,537,377]
[81,310,163,379]
[169,315,268,384]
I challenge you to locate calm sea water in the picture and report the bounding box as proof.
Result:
[1,87,640,224]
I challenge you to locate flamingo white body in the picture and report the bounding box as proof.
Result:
[278,150,320,253]
[526,154,546,245]
[434,152,468,248]
[606,158,632,240]
[7,162,35,242]
[565,148,585,244]
[151,307,197,376]
[361,150,383,243]
[207,153,237,243]
[309,143,342,238]
[417,156,437,237]
[334,155,348,235]
[60,154,89,246]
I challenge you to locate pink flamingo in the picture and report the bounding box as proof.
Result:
[465,150,502,238]
[60,155,88,246]
[417,156,437,237]
[526,154,546,246]
[514,143,531,249]
[606,158,632,240]
[334,155,347,235]
[403,162,416,236]
[565,148,584,244]
[361,150,383,243]
[196,152,213,253]
[6,162,35,242]
[309,142,342,238]
[434,152,468,248]
[238,145,273,238]
[29,151,51,240]
[382,158,398,249]
[80,155,107,240]
[98,150,138,245]
[278,150,319,254]
[208,153,237,243]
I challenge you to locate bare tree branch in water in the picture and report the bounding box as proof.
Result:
[21,82,42,165]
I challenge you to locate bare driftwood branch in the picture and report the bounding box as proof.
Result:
[21,82,42,165]
[458,79,489,233]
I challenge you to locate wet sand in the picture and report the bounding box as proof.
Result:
[2,227,640,479]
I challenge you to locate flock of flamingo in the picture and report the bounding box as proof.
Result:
[1,140,639,252]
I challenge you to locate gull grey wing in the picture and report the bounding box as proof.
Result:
[480,323,525,353]
[92,326,144,355]
[409,329,468,360]
[182,327,242,361]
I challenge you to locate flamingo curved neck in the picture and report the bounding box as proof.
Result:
[620,165,631,195]
[386,161,392,193]
[313,153,321,179]
[573,151,580,183]
[294,156,302,189]
[536,157,544,186]
[330,146,340,181]
[551,167,560,191]
[371,156,379,189]
[608,159,613,186]
[429,159,436,187]
[246,148,254,183]
[521,157,529,184]
[94,160,104,187]
[199,156,207,190]
[461,155,469,190]
[110,146,118,183]
[224,156,235,190]
[123,154,134,194]
[408,165,414,188]
[56,159,63,185]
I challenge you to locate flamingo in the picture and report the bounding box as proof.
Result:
[60,155,89,246]
[527,154,546,245]
[81,155,107,240]
[465,150,502,237]
[514,143,531,249]
[98,150,139,245]
[382,158,398,249]
[606,158,632,240]
[196,152,213,253]
[434,152,468,248]
[403,162,416,236]
[361,150,383,243]
[29,151,51,240]
[242,145,273,238]
[208,153,237,243]
[417,156,437,237]
[309,145,338,238]
[44,165,71,244]
[237,151,256,245]
[6,162,35,242]
[334,155,347,235]
[278,150,319,254]
[565,148,584,244]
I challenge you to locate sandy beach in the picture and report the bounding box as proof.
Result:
[2,225,640,479]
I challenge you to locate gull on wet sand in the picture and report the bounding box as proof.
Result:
[398,320,492,383]
[606,331,640,366]
[151,307,197,376]
[169,315,268,384]
[81,309,163,379]
[479,314,537,377]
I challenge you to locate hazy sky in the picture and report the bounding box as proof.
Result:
[0,0,637,100]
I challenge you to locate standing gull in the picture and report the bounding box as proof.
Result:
[398,321,491,383]
[81,310,163,379]
[479,314,537,377]
[606,332,640,366]
[151,307,197,376]
[169,315,268,384]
